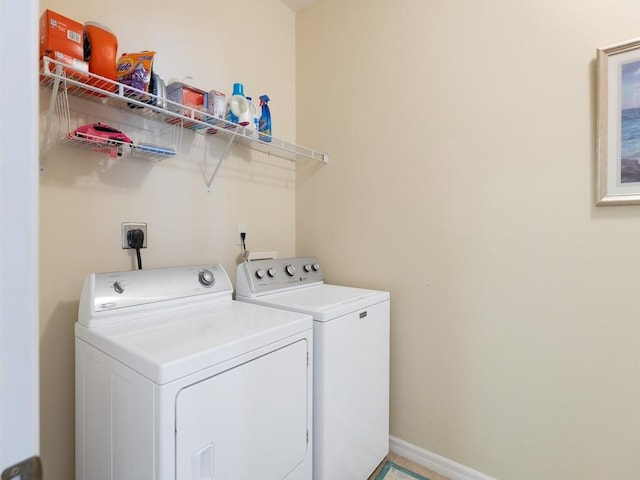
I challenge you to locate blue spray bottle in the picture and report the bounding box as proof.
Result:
[258,94,272,142]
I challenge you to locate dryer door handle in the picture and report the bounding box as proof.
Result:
[191,444,214,480]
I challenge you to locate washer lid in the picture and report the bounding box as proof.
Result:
[238,284,389,322]
[75,300,312,385]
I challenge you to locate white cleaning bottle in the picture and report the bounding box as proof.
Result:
[246,96,259,137]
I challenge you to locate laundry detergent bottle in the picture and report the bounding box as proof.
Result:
[246,96,259,136]
[258,94,272,142]
[225,83,251,127]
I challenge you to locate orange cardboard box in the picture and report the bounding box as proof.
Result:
[39,9,84,61]
[41,51,89,83]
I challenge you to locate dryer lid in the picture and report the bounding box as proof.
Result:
[76,300,312,384]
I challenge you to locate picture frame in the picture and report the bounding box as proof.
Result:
[596,38,640,205]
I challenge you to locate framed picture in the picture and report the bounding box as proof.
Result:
[596,38,640,205]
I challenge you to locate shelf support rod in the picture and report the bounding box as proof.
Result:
[206,134,235,191]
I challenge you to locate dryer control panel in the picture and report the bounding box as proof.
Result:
[78,264,233,328]
[236,256,324,296]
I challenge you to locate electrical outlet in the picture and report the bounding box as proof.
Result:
[122,222,148,249]
[236,224,247,246]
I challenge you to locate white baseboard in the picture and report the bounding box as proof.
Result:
[389,436,496,480]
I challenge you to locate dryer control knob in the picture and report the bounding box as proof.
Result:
[312,263,320,271]
[255,268,266,279]
[267,268,276,278]
[303,264,312,273]
[285,264,296,276]
[113,281,124,294]
[199,269,215,287]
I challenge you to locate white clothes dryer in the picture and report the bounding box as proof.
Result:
[75,264,313,480]
[236,257,390,480]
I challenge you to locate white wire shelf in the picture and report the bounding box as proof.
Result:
[39,57,329,166]
[60,133,177,159]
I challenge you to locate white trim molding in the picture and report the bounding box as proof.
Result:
[0,0,40,470]
[389,436,497,480]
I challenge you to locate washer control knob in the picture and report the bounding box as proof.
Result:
[303,264,312,273]
[113,281,124,294]
[312,263,320,271]
[255,268,266,279]
[285,264,296,276]
[198,269,215,287]
[267,268,276,278]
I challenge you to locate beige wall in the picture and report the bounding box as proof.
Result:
[296,1,640,479]
[38,0,297,478]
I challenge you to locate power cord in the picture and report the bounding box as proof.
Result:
[127,229,145,269]
[240,231,250,262]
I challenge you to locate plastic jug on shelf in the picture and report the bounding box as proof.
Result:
[246,96,259,137]
[225,83,252,128]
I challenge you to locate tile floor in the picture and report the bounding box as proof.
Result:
[368,452,452,480]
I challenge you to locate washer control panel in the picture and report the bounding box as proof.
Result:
[236,256,324,296]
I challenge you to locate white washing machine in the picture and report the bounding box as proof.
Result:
[236,257,390,480]
[75,263,313,480]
